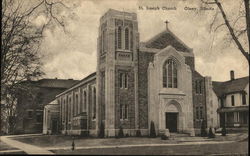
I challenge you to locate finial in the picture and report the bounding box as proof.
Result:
[165,20,169,30]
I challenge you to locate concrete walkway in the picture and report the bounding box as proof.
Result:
[0,135,54,155]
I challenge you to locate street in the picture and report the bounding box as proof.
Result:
[52,140,248,155]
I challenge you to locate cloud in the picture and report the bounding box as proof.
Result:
[38,0,248,81]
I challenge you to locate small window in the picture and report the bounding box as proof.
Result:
[242,93,246,105]
[231,95,235,106]
[83,91,87,111]
[124,104,128,119]
[196,107,199,119]
[119,73,123,88]
[36,113,43,122]
[200,106,203,119]
[125,28,130,50]
[199,81,202,94]
[93,87,96,119]
[27,110,32,118]
[120,104,123,119]
[124,74,128,89]
[117,26,122,49]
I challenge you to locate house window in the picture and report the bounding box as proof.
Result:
[120,104,123,119]
[200,106,203,119]
[92,87,96,119]
[83,91,87,112]
[231,95,235,106]
[119,73,128,89]
[195,80,202,94]
[75,94,78,115]
[36,113,43,123]
[242,93,246,105]
[119,73,123,88]
[69,97,71,120]
[117,26,122,49]
[124,104,128,119]
[196,107,199,119]
[125,27,130,50]
[163,59,177,88]
[120,104,128,120]
[27,110,32,118]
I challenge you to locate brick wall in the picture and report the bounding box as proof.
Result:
[115,66,135,129]
[192,71,207,129]
[138,51,155,129]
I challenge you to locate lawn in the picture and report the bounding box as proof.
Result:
[11,133,247,149]
[12,135,181,148]
[0,140,19,151]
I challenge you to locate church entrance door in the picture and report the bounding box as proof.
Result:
[165,112,178,132]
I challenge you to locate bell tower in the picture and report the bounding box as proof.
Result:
[96,9,139,137]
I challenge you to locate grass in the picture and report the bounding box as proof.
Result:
[0,141,19,151]
[11,132,248,149]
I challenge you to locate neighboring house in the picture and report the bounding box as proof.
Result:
[15,78,79,134]
[48,9,220,137]
[43,100,59,135]
[213,71,249,129]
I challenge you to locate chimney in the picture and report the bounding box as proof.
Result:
[230,70,235,80]
[165,20,169,30]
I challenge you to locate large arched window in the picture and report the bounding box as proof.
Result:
[93,87,96,119]
[163,59,178,88]
[84,91,87,112]
[117,26,122,49]
[125,27,129,50]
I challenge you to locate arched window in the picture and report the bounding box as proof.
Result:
[93,87,96,119]
[84,91,87,111]
[75,94,78,114]
[117,26,122,49]
[163,59,178,88]
[125,27,129,50]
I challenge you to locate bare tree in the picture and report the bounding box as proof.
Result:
[201,0,249,65]
[1,0,69,134]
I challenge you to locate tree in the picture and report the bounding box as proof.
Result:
[221,125,227,136]
[200,119,207,137]
[201,0,250,64]
[98,121,105,138]
[208,127,215,138]
[1,0,69,134]
[149,121,156,138]
[118,125,124,138]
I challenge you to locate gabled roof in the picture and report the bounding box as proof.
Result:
[142,29,192,53]
[20,78,80,89]
[56,72,96,97]
[212,76,249,97]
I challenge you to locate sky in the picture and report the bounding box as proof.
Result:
[36,0,249,81]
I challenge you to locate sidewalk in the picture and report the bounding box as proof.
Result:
[0,135,54,155]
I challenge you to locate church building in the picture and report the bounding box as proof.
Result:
[53,9,219,137]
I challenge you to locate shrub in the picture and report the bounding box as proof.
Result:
[136,129,142,137]
[200,120,207,137]
[98,121,105,138]
[161,134,169,140]
[221,125,227,136]
[149,121,156,138]
[118,126,124,138]
[125,133,129,137]
[208,127,215,138]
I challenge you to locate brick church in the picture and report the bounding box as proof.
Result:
[49,9,220,137]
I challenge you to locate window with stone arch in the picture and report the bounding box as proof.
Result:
[83,91,87,112]
[163,58,178,88]
[92,87,96,119]
[117,26,122,49]
[125,27,130,50]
